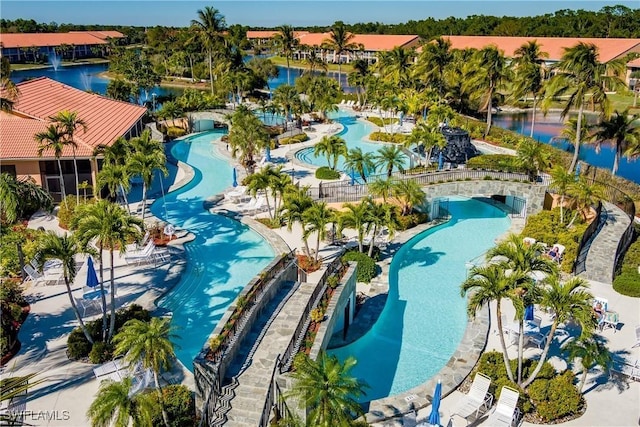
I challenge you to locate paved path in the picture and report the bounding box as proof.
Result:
[580,202,632,284]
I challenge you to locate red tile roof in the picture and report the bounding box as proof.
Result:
[628,57,640,68]
[439,36,640,63]
[1,77,146,160]
[299,33,420,51]
[0,31,122,49]
[246,30,308,39]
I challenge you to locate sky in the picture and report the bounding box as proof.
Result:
[1,1,637,27]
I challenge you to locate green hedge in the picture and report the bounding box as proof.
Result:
[368,131,407,144]
[366,117,396,127]
[315,167,341,180]
[467,154,526,173]
[342,251,377,283]
[397,211,429,231]
[279,133,309,145]
[613,234,640,297]
[151,385,196,427]
[167,127,187,138]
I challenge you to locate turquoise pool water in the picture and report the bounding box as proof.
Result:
[295,110,405,176]
[148,131,275,370]
[328,197,510,401]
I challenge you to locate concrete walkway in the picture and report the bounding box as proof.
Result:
[579,202,632,284]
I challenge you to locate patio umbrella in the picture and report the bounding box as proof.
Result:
[86,256,99,288]
[350,169,355,186]
[232,168,238,187]
[438,151,444,170]
[428,380,442,426]
[525,304,534,321]
[265,146,272,162]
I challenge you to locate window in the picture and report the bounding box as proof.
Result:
[0,165,17,177]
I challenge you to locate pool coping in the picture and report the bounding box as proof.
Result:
[356,202,523,424]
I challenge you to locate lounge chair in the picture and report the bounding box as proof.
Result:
[126,231,150,252]
[23,264,62,286]
[93,358,129,379]
[485,386,520,427]
[601,311,620,333]
[224,186,248,203]
[450,372,493,424]
[611,360,640,382]
[124,241,158,265]
[526,332,546,349]
[523,237,536,246]
[633,325,640,348]
[547,243,565,262]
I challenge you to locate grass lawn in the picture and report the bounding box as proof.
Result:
[267,55,353,74]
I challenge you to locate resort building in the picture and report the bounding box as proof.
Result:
[0,77,147,201]
[0,30,124,63]
[246,30,309,46]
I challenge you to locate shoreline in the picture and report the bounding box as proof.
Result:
[11,59,109,72]
[97,70,212,90]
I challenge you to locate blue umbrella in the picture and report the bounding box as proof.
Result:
[86,256,99,288]
[438,151,444,170]
[265,146,272,162]
[575,162,581,180]
[525,304,534,321]
[350,169,355,186]
[428,380,442,426]
[232,168,238,187]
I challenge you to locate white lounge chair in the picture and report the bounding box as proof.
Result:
[23,264,62,286]
[633,325,640,348]
[450,372,493,424]
[93,358,129,379]
[126,231,150,252]
[224,186,248,203]
[124,241,157,265]
[485,386,520,427]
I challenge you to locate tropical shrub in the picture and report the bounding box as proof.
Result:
[397,211,429,231]
[326,275,339,289]
[88,341,113,364]
[0,225,44,277]
[150,385,196,427]
[528,371,583,422]
[311,308,324,323]
[466,154,526,173]
[0,279,27,357]
[279,133,309,145]
[315,167,340,180]
[167,126,187,138]
[613,234,640,297]
[368,132,407,144]
[366,117,396,127]
[57,195,83,229]
[297,254,321,273]
[342,250,377,283]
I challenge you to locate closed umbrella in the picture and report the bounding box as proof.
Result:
[575,162,581,180]
[232,168,238,187]
[265,146,272,162]
[525,304,534,321]
[438,152,444,170]
[428,380,442,426]
[86,256,99,288]
[350,169,355,186]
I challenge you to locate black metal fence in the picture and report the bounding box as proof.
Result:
[573,202,603,275]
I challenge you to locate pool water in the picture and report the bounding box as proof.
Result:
[328,197,510,401]
[295,110,407,176]
[146,131,275,370]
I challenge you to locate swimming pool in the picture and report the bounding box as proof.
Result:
[147,131,275,370]
[294,110,406,175]
[328,197,510,401]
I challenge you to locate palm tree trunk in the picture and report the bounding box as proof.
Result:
[485,87,493,137]
[522,322,558,387]
[65,278,94,343]
[517,321,524,385]
[57,158,69,209]
[189,56,194,82]
[530,96,537,138]
[72,147,79,197]
[496,302,516,382]
[358,232,364,253]
[153,370,170,427]
[569,103,584,173]
[120,184,131,214]
[578,365,588,393]
[613,142,621,175]
[141,182,147,222]
[98,243,108,341]
[315,233,321,263]
[108,250,117,341]
[208,51,214,95]
[264,194,273,219]
[367,225,378,257]
[286,56,291,85]
[560,194,565,224]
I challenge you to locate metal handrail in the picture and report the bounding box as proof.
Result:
[259,354,281,427]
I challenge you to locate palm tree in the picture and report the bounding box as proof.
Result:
[570,176,604,222]
[38,231,93,343]
[0,56,19,111]
[516,138,551,181]
[377,47,415,88]
[543,42,625,172]
[314,136,347,170]
[563,335,613,393]
[228,106,270,173]
[365,199,399,257]
[87,377,158,427]
[344,148,375,183]
[283,352,368,426]
[367,178,394,203]
[302,202,336,262]
[348,59,370,107]
[470,46,509,136]
[375,146,406,178]
[273,25,299,85]
[391,179,426,216]
[338,201,371,253]
[191,6,227,94]
[322,22,358,88]
[405,120,446,167]
[113,317,178,427]
[35,123,69,207]
[280,186,314,256]
[592,109,640,175]
[549,165,575,224]
[158,101,183,128]
[50,110,87,197]
[415,37,453,99]
[510,41,548,138]
[97,163,132,213]
[303,48,328,74]
[127,131,168,222]
[272,84,300,122]
[522,276,594,387]
[0,173,53,223]
[246,165,276,219]
[461,264,528,383]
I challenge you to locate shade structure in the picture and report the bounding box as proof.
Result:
[428,380,442,426]
[265,146,272,162]
[86,256,99,288]
[232,168,238,187]
[438,151,444,170]
[525,304,534,321]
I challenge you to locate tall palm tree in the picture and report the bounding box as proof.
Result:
[510,41,548,138]
[563,335,613,393]
[191,6,227,95]
[344,148,375,183]
[273,25,299,85]
[570,176,604,222]
[280,185,314,256]
[461,264,528,383]
[516,138,551,182]
[50,110,87,197]
[543,42,625,172]
[377,47,415,89]
[365,199,399,257]
[127,131,168,221]
[347,59,370,106]
[38,232,93,343]
[314,136,347,170]
[470,46,509,136]
[283,352,368,426]
[246,165,276,219]
[592,109,640,175]
[549,165,575,224]
[302,48,328,74]
[35,124,69,207]
[391,179,426,216]
[375,146,406,178]
[522,276,594,387]
[97,163,132,213]
[272,84,300,122]
[302,202,336,262]
[113,317,178,427]
[87,377,158,427]
[1,56,19,111]
[337,201,370,253]
[415,37,453,99]
[367,178,394,203]
[0,173,52,223]
[322,22,358,88]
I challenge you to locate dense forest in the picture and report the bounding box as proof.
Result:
[1,4,639,40]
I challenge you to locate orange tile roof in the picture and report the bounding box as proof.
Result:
[299,33,420,51]
[246,30,309,39]
[0,32,118,49]
[1,77,146,160]
[628,57,640,67]
[440,36,640,63]
[69,30,124,40]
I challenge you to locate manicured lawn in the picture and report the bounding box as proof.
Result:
[267,55,354,73]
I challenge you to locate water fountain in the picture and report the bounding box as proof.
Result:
[50,52,61,71]
[80,72,93,91]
